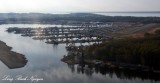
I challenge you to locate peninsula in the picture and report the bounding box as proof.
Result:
[0,41,27,69]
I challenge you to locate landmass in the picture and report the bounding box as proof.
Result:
[0,13,160,24]
[1,13,160,72]
[62,29,160,73]
[0,41,27,69]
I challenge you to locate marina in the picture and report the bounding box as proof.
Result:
[0,24,160,83]
[6,24,111,44]
[0,0,160,82]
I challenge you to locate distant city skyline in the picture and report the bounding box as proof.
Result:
[0,0,160,13]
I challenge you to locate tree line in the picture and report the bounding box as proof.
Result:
[84,30,160,70]
[0,13,160,24]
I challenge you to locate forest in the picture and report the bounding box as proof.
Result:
[84,30,160,70]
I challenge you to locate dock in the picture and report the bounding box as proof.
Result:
[6,24,108,44]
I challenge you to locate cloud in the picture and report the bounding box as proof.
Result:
[0,0,159,13]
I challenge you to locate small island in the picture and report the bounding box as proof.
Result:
[0,41,28,69]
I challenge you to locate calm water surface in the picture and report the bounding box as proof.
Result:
[0,24,159,83]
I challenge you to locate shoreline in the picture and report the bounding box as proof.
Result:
[0,40,27,69]
[61,58,160,73]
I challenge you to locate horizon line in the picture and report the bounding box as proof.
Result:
[0,11,160,14]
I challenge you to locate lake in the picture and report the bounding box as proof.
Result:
[0,24,159,83]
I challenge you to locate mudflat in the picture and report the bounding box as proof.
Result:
[0,41,27,69]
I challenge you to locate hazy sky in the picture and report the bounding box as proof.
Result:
[0,0,160,13]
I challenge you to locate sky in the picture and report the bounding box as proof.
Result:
[0,0,160,13]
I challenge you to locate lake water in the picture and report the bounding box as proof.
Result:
[0,24,159,83]
[95,12,160,17]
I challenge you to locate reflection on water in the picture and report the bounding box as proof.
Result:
[67,64,160,82]
[0,24,159,83]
